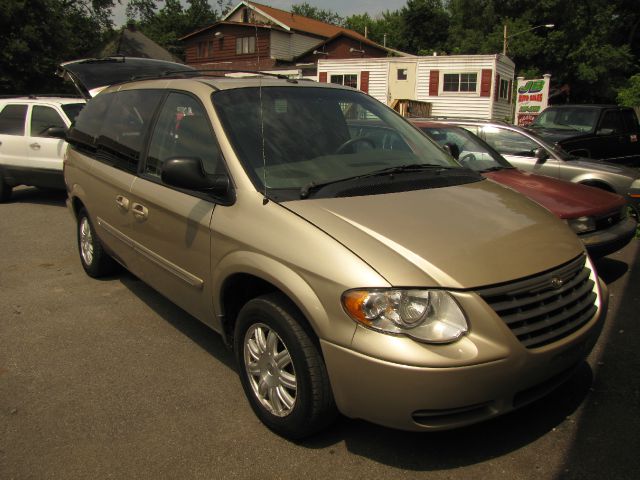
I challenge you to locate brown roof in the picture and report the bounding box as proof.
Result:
[245,1,368,41]
[179,21,274,41]
[100,24,183,63]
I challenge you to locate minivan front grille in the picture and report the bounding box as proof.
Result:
[477,255,597,349]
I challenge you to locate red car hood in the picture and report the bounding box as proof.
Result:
[484,169,625,219]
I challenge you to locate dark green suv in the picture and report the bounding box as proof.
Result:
[529,105,640,166]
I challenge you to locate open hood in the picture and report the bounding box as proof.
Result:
[57,57,195,99]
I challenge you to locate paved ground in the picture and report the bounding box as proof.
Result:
[1,186,639,480]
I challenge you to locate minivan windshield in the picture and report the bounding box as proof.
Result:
[212,86,476,200]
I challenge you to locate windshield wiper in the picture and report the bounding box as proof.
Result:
[300,164,455,199]
[479,166,511,172]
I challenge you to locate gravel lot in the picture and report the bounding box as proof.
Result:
[1,186,639,480]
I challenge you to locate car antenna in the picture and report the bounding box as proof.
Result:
[255,24,269,206]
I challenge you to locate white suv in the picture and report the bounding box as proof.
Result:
[0,95,85,201]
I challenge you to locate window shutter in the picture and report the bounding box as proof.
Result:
[429,70,439,96]
[480,69,492,97]
[494,73,501,102]
[360,71,369,93]
[319,72,327,83]
[508,79,513,103]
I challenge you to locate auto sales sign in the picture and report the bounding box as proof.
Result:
[515,74,551,126]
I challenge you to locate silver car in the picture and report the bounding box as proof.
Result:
[420,118,640,218]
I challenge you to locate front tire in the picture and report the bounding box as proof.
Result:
[0,175,11,202]
[234,293,337,440]
[77,208,117,277]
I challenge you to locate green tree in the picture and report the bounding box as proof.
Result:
[617,74,640,106]
[0,0,115,94]
[125,0,224,57]
[398,0,450,55]
[344,10,404,49]
[291,2,344,26]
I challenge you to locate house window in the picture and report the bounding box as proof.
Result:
[330,74,358,89]
[397,68,408,81]
[236,36,256,55]
[499,79,509,100]
[197,41,207,58]
[208,40,214,56]
[443,73,477,92]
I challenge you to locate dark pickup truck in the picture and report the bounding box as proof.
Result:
[529,105,640,167]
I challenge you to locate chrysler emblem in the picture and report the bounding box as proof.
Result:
[551,277,564,289]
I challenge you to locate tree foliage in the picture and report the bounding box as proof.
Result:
[291,2,344,26]
[1,0,638,103]
[0,0,114,94]
[617,74,640,107]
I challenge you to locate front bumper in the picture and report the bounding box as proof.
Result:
[321,279,608,432]
[581,216,637,258]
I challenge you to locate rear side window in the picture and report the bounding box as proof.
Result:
[599,111,623,134]
[96,90,163,173]
[0,104,28,135]
[61,103,85,123]
[31,106,66,137]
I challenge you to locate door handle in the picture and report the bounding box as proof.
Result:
[30,142,41,150]
[131,202,148,220]
[115,195,130,210]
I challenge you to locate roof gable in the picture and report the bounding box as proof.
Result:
[223,1,368,41]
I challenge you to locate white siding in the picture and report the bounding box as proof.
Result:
[492,56,516,121]
[290,33,323,58]
[269,31,322,61]
[417,56,496,119]
[319,55,515,120]
[270,30,292,60]
[317,59,389,103]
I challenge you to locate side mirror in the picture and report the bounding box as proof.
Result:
[597,128,615,136]
[444,142,460,159]
[161,157,230,196]
[45,126,67,139]
[534,147,549,162]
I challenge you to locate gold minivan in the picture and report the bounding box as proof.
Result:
[60,58,607,439]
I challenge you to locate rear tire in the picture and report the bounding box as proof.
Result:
[77,208,117,277]
[234,293,337,440]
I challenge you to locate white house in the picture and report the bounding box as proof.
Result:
[317,54,515,121]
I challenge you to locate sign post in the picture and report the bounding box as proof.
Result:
[514,74,551,126]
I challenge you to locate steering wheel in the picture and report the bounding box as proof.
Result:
[335,136,376,154]
[458,152,477,164]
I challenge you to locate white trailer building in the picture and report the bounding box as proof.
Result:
[317,54,515,121]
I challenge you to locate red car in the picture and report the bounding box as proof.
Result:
[412,121,637,258]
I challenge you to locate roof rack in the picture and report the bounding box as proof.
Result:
[415,116,510,125]
[0,93,82,99]
[129,68,305,83]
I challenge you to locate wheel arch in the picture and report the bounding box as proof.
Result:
[214,252,332,349]
[577,178,616,193]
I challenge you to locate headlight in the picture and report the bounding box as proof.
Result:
[342,289,468,343]
[566,216,596,234]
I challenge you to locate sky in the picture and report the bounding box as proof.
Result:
[111,0,409,26]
